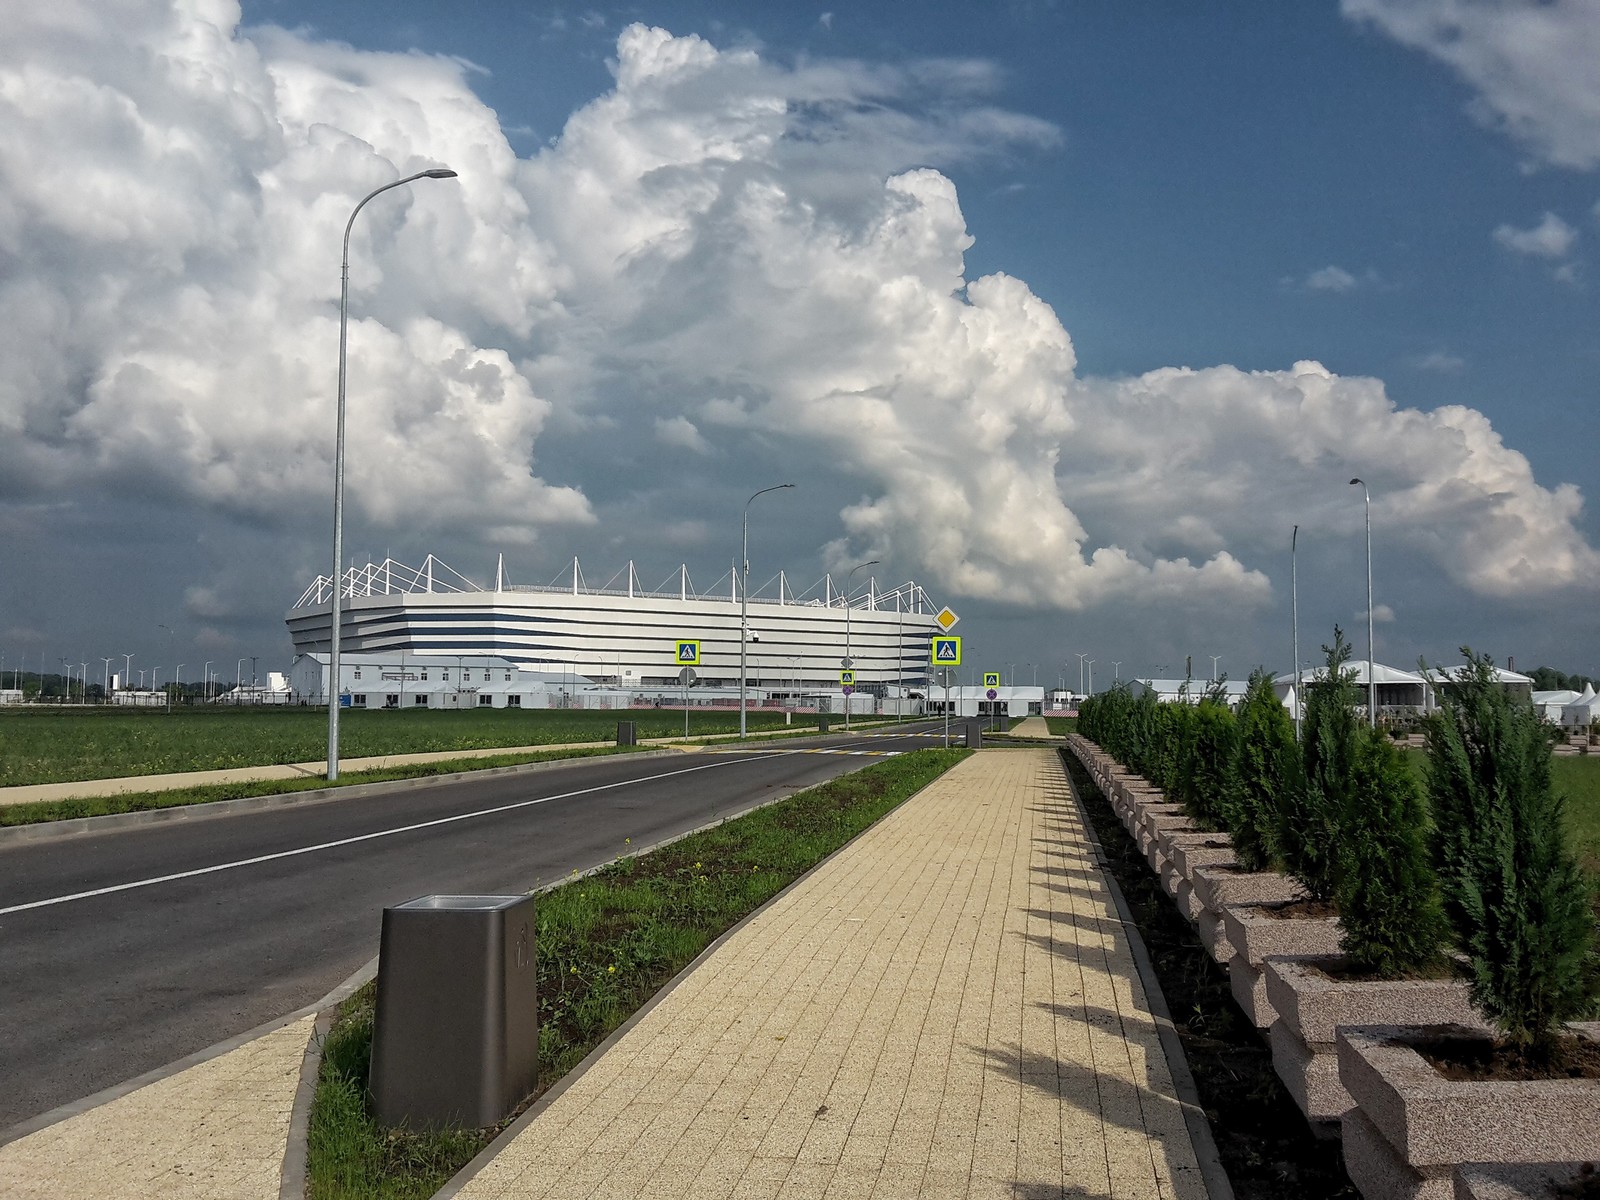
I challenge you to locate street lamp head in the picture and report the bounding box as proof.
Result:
[422,168,458,179]
[1349,477,1363,486]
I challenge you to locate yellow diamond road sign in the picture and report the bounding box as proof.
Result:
[931,636,961,665]
[935,606,960,631]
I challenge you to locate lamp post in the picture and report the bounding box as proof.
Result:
[843,559,879,731]
[1350,478,1375,728]
[100,658,114,703]
[1086,660,1095,696]
[1210,655,1222,682]
[174,663,185,707]
[157,623,175,713]
[122,653,133,697]
[1291,524,1301,740]
[327,167,458,781]
[203,661,214,704]
[1111,661,1121,684]
[236,657,246,704]
[1075,652,1088,697]
[740,483,794,739]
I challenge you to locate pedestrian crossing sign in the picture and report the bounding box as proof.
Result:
[931,636,961,665]
[840,669,855,685]
[675,640,700,665]
[983,672,1000,689]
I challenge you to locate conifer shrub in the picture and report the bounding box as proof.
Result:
[1180,698,1238,828]
[1277,629,1360,902]
[1427,652,1600,1056]
[1334,726,1446,976]
[1221,669,1297,872]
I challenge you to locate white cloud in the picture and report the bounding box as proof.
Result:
[1305,265,1359,292]
[654,415,713,455]
[1413,350,1465,373]
[1,9,1595,631]
[1343,0,1600,170]
[1493,211,1578,259]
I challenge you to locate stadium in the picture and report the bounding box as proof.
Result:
[286,555,945,707]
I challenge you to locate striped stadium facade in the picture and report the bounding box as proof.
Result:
[287,556,943,693]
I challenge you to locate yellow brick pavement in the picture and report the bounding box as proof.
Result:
[0,1014,312,1200]
[451,749,1207,1200]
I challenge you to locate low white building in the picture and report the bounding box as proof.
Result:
[0,688,22,705]
[1126,679,1250,707]
[1274,663,1430,718]
[924,686,1043,719]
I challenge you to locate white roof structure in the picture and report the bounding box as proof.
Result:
[1126,679,1250,704]
[1273,663,1427,687]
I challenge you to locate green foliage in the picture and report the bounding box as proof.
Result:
[1427,652,1600,1053]
[1221,670,1298,872]
[1277,629,1360,902]
[0,706,825,788]
[1180,699,1238,829]
[1528,666,1598,693]
[1334,728,1447,977]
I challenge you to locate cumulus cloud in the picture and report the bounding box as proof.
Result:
[1343,0,1600,170]
[1494,211,1579,259]
[1,5,1596,631]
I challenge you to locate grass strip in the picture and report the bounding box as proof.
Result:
[1043,716,1076,737]
[0,746,641,827]
[305,747,969,1200]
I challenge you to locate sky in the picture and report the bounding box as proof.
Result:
[2,0,1599,691]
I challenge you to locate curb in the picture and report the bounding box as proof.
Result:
[1057,746,1237,1200]
[0,749,678,846]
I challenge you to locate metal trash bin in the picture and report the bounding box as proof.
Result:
[616,720,637,746]
[370,894,537,1129]
[817,714,831,734]
[965,721,983,750]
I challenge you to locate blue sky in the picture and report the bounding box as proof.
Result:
[2,0,1597,687]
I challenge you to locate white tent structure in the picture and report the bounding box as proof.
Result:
[1126,679,1250,707]
[1561,683,1600,730]
[1533,689,1583,722]
[1273,662,1429,717]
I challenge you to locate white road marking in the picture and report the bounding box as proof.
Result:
[0,755,782,917]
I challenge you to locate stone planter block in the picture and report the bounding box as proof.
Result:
[1343,1106,1444,1200]
[1268,1019,1344,1134]
[1159,859,1183,898]
[1454,1162,1600,1200]
[1177,880,1205,924]
[1228,953,1277,1027]
[1267,958,1486,1048]
[1198,909,1234,962]
[1222,902,1342,970]
[1171,843,1237,883]
[1337,1024,1600,1172]
[1191,865,1304,915]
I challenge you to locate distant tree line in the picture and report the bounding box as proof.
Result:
[1528,666,1598,692]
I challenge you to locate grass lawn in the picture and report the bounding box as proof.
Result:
[1044,716,1076,737]
[0,707,821,787]
[0,746,641,827]
[306,747,969,1200]
[1552,756,1600,877]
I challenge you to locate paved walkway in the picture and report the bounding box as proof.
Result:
[0,749,1212,1200]
[0,1015,312,1200]
[449,749,1206,1200]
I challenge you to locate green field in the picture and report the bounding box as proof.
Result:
[0,707,821,788]
[1553,757,1600,876]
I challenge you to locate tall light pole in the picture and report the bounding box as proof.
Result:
[236,657,246,703]
[1292,524,1301,740]
[121,653,133,696]
[740,483,794,739]
[1086,660,1095,695]
[1075,652,1089,696]
[1210,655,1222,682]
[1350,479,1375,728]
[100,658,114,702]
[328,167,458,781]
[1111,661,1121,683]
[203,660,214,704]
[843,559,879,731]
[157,623,175,713]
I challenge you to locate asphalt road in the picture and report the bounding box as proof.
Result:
[0,725,953,1132]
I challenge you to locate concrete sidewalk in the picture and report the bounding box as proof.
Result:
[447,749,1212,1199]
[0,748,1218,1199]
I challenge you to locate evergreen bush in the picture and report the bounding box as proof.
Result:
[1220,669,1297,872]
[1180,698,1237,828]
[1427,652,1599,1056]
[1334,727,1446,976]
[1277,629,1359,902]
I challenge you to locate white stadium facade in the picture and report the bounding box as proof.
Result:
[286,555,945,708]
